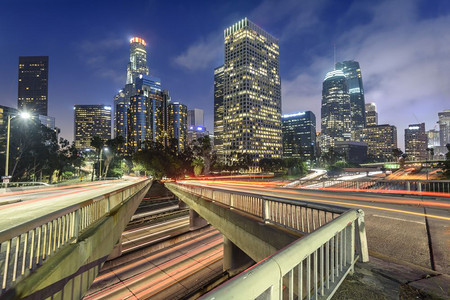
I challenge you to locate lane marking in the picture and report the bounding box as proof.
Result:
[372,214,425,225]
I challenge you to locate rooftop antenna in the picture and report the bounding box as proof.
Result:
[333,43,336,70]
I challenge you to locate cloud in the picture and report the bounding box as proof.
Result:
[77,36,127,84]
[281,0,450,148]
[173,34,223,71]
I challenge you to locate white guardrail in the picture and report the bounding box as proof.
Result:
[0,179,151,295]
[294,179,450,194]
[173,183,368,300]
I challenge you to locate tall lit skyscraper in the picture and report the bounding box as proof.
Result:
[127,75,169,153]
[438,110,450,146]
[168,102,187,151]
[335,61,365,133]
[115,37,149,144]
[74,105,111,150]
[320,70,351,151]
[282,111,316,159]
[213,65,224,156]
[18,56,49,116]
[222,18,282,166]
[126,37,149,85]
[405,123,427,161]
[365,103,378,127]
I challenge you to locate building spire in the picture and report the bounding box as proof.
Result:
[333,43,336,70]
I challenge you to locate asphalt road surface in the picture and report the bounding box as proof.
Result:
[180,180,450,274]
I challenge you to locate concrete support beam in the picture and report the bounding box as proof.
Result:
[189,209,208,230]
[106,238,123,261]
[223,236,255,276]
[166,183,301,263]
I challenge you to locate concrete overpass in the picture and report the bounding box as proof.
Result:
[165,182,369,299]
[0,178,152,299]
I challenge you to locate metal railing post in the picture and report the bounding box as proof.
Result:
[356,210,369,262]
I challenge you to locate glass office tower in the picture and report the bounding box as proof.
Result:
[18,56,49,116]
[320,70,351,151]
[222,18,282,166]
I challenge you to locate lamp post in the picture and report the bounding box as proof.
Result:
[99,147,108,179]
[4,112,31,181]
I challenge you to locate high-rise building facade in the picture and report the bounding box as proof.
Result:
[114,37,149,144]
[18,56,49,116]
[126,75,169,153]
[438,110,450,146]
[213,65,224,156]
[320,70,351,151]
[188,108,204,128]
[222,18,282,165]
[405,123,427,161]
[365,103,378,127]
[168,102,187,151]
[335,61,366,134]
[74,105,111,150]
[427,129,440,148]
[359,124,397,162]
[126,37,149,85]
[282,111,316,159]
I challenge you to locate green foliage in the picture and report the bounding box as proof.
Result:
[132,142,193,179]
[61,171,74,179]
[259,157,307,176]
[0,117,87,183]
[192,157,204,176]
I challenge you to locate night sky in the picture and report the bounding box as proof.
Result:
[1,0,449,150]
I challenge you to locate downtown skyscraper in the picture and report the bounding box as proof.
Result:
[213,65,224,157]
[74,105,111,150]
[220,18,282,166]
[114,36,187,154]
[114,37,150,145]
[320,70,351,151]
[335,61,366,134]
[405,123,427,161]
[18,56,49,116]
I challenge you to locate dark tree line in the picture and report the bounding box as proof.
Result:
[0,117,82,182]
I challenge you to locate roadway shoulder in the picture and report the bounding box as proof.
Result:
[336,252,450,299]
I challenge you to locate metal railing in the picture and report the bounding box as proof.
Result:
[1,182,49,189]
[201,209,364,300]
[0,179,150,295]
[175,184,347,234]
[173,183,368,299]
[294,179,450,194]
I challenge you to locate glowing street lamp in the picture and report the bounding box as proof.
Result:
[99,147,109,179]
[4,112,31,180]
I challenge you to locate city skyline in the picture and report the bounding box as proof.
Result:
[1,0,450,150]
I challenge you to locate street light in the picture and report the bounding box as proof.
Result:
[99,146,108,179]
[4,112,31,181]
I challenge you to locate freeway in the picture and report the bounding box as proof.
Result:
[179,180,450,275]
[85,227,223,300]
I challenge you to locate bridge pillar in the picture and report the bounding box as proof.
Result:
[189,209,208,230]
[223,236,254,276]
[178,198,188,209]
[106,238,123,261]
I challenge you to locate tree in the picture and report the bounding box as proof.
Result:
[193,136,212,175]
[0,117,59,182]
[192,157,204,176]
[443,144,450,177]
[283,158,307,176]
